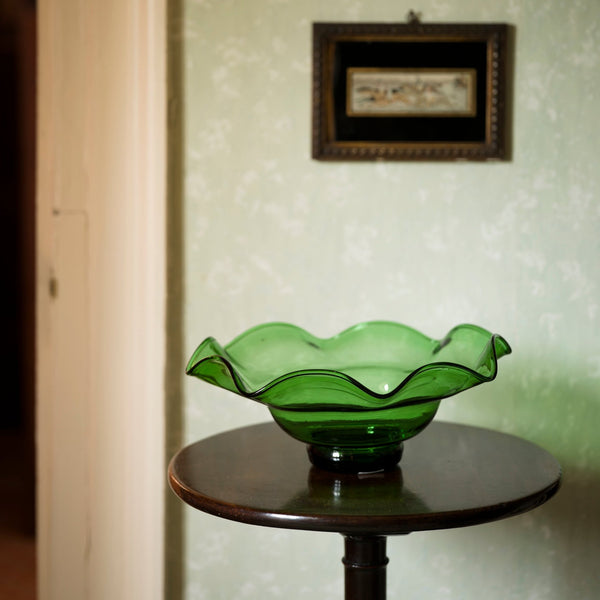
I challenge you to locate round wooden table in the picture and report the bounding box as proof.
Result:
[169,421,561,600]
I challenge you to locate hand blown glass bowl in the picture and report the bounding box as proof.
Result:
[186,322,511,473]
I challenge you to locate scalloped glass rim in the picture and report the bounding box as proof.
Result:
[187,322,511,472]
[185,321,512,412]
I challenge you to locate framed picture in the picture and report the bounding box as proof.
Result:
[312,21,509,161]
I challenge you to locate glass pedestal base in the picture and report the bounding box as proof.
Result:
[307,442,404,474]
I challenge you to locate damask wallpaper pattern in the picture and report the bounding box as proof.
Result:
[176,1,600,598]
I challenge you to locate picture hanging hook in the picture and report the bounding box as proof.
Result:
[407,10,422,24]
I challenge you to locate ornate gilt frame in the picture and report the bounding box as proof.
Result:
[312,21,509,161]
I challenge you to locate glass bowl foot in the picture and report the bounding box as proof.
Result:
[307,442,404,474]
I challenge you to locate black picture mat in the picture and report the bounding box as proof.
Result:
[333,40,488,143]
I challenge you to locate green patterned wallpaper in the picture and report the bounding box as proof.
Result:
[172,1,600,598]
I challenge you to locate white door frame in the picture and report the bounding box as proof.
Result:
[36,2,166,598]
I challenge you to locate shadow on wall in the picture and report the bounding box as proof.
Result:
[526,363,600,596]
[487,358,600,597]
[165,0,186,598]
[423,355,600,598]
[541,466,600,594]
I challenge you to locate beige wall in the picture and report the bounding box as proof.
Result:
[178,1,600,599]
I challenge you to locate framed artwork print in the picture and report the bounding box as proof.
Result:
[312,21,509,161]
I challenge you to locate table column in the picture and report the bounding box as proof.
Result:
[343,535,389,600]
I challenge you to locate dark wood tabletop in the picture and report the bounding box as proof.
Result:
[169,421,561,536]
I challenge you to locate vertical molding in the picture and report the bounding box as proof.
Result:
[37,2,167,599]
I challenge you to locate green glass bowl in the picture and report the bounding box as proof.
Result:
[186,322,511,473]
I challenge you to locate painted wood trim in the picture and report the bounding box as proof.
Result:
[36,2,167,598]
